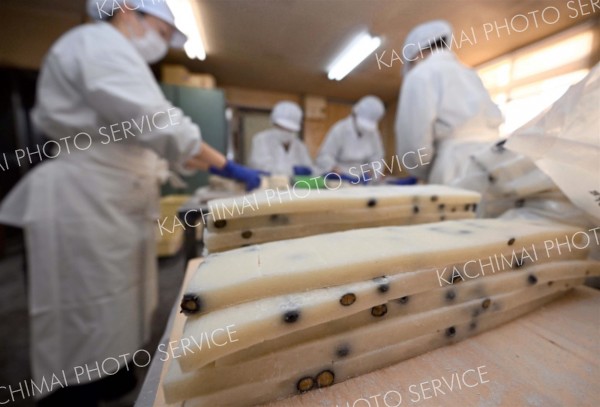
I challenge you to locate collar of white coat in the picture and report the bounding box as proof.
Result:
[345,115,377,137]
[272,128,296,145]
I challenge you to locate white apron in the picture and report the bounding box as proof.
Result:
[0,142,161,397]
[428,138,491,185]
[428,114,501,186]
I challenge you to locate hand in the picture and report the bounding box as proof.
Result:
[210,160,265,191]
[293,166,312,176]
[323,172,364,184]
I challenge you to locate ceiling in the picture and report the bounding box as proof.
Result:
[4,0,599,103]
[171,0,598,102]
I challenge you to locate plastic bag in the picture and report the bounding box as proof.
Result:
[451,140,563,218]
[505,63,600,222]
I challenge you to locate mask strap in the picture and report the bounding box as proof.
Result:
[352,114,363,138]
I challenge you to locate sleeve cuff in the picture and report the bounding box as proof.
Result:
[175,138,202,176]
[188,139,202,158]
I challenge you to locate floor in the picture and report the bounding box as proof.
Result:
[0,241,189,407]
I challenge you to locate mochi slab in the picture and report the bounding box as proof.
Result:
[204,185,480,252]
[178,290,570,406]
[183,219,585,314]
[179,247,589,372]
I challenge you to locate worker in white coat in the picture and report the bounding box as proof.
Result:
[0,1,262,405]
[316,96,385,182]
[249,101,314,176]
[394,20,503,185]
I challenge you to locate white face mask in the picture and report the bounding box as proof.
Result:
[128,16,169,64]
[275,128,296,144]
[356,121,371,134]
[353,116,372,136]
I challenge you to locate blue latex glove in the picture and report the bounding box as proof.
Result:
[323,172,364,185]
[386,176,418,185]
[293,166,312,176]
[210,160,264,191]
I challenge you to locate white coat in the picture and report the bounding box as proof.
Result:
[249,129,314,176]
[395,49,503,184]
[0,22,200,395]
[316,116,384,174]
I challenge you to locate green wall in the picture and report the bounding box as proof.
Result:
[160,84,227,195]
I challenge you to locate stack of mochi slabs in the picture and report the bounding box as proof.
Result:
[203,185,480,252]
[165,219,599,406]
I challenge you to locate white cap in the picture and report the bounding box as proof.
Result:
[87,0,187,48]
[353,96,385,132]
[271,101,303,132]
[403,20,453,62]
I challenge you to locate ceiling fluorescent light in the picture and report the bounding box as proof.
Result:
[327,32,381,81]
[168,0,207,60]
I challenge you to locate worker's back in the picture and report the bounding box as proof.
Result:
[409,49,503,141]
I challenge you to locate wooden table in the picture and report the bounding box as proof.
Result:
[136,258,600,407]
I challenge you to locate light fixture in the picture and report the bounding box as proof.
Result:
[327,32,381,81]
[168,0,207,60]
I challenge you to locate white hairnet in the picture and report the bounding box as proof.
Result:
[403,20,453,62]
[353,96,385,132]
[271,101,303,132]
[87,0,186,48]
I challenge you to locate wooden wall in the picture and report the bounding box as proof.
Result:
[0,4,82,69]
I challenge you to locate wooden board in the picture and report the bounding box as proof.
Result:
[139,258,600,407]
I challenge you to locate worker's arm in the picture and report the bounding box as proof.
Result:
[182,142,227,171]
[315,125,341,174]
[248,133,276,173]
[79,47,202,168]
[394,73,438,181]
[353,132,385,182]
[366,131,386,178]
[294,142,315,175]
[182,143,262,191]
[72,40,264,191]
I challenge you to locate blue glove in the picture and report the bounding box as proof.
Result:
[323,172,364,184]
[210,160,263,191]
[386,176,418,185]
[293,166,312,176]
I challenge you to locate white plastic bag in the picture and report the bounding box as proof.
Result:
[451,140,562,218]
[505,64,600,222]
